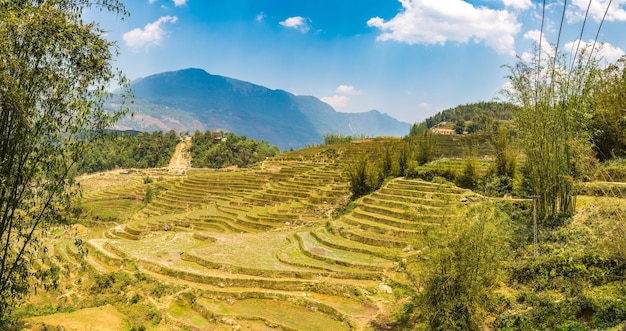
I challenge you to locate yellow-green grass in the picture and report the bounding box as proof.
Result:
[111,232,209,261]
[275,237,382,279]
[196,297,352,331]
[333,219,412,248]
[186,232,318,274]
[295,232,395,271]
[311,227,400,259]
[168,301,211,329]
[80,198,144,222]
[25,304,127,331]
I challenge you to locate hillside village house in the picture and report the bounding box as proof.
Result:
[431,127,455,135]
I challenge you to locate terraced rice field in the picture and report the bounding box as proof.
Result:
[31,138,491,331]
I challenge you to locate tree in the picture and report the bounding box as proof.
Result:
[409,122,428,136]
[454,120,465,134]
[503,45,598,221]
[589,55,626,161]
[0,0,128,325]
[347,155,383,198]
[415,130,436,166]
[419,206,508,330]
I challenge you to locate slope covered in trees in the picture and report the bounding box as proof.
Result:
[80,130,180,173]
[410,101,518,135]
[190,130,280,168]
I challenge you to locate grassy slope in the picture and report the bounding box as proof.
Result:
[18,136,626,331]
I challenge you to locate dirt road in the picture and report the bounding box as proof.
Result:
[168,136,192,174]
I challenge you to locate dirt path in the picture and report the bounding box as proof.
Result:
[168,136,192,175]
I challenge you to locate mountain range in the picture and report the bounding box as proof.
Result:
[112,68,410,149]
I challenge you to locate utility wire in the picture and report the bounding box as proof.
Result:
[569,0,593,73]
[563,0,593,101]
[577,0,614,93]
[535,0,547,106]
[550,0,569,88]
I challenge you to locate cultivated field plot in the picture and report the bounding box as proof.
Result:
[22,138,493,331]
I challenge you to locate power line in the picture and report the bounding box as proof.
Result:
[568,0,593,74]
[534,0,547,108]
[577,0,614,93]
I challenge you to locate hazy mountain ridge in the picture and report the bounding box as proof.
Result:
[114,68,410,149]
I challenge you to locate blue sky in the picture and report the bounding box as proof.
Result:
[87,0,626,124]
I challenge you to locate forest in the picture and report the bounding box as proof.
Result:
[79,130,180,173]
[190,130,280,169]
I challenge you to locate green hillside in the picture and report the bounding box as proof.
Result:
[16,136,626,331]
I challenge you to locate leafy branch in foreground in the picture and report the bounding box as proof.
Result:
[0,0,129,325]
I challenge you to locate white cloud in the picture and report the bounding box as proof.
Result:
[568,0,626,22]
[279,16,311,33]
[503,0,533,10]
[148,0,157,4]
[367,0,521,55]
[322,85,364,109]
[321,95,349,109]
[173,0,187,7]
[336,85,363,95]
[123,16,178,49]
[520,29,555,62]
[565,40,625,64]
[256,12,266,23]
[418,102,431,109]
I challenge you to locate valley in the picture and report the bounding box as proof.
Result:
[19,136,626,331]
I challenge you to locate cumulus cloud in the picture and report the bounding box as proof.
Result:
[565,40,625,64]
[173,0,187,6]
[322,85,364,109]
[417,102,431,109]
[503,0,533,10]
[336,85,363,95]
[568,0,626,22]
[519,29,555,62]
[123,16,178,49]
[321,95,349,109]
[279,16,311,33]
[367,0,521,55]
[256,12,266,22]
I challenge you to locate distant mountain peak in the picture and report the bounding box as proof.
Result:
[115,68,410,149]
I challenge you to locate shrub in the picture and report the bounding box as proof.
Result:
[482,175,513,197]
[323,133,352,145]
[456,159,478,190]
[347,155,383,198]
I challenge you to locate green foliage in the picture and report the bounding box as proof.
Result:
[144,185,156,203]
[346,155,383,199]
[454,120,465,134]
[503,45,595,220]
[593,158,626,182]
[588,56,626,161]
[381,144,394,177]
[421,101,516,131]
[415,130,435,166]
[408,122,428,136]
[80,130,180,173]
[0,0,128,325]
[190,130,279,168]
[477,124,518,196]
[492,124,517,179]
[456,158,478,190]
[417,206,510,330]
[482,175,514,197]
[323,133,353,145]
